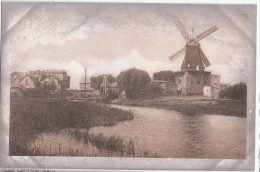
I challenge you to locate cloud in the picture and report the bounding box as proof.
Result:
[3,3,256,89]
[208,54,248,84]
[86,49,178,77]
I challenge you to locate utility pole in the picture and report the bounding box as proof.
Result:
[103,75,107,95]
[85,68,87,97]
[105,76,107,95]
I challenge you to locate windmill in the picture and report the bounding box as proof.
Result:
[169,19,218,71]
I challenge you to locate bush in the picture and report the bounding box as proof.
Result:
[219,82,247,101]
[117,68,151,99]
[143,83,163,99]
[153,71,175,82]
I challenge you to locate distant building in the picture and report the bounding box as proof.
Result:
[203,86,219,99]
[28,70,70,89]
[79,77,93,91]
[100,82,119,95]
[152,80,176,95]
[20,75,40,89]
[174,71,210,95]
[41,75,63,91]
[173,70,220,97]
[203,74,220,98]
[10,73,22,98]
[10,70,71,98]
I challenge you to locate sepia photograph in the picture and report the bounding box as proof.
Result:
[1,1,256,162]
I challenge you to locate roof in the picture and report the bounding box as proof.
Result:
[80,77,91,84]
[29,70,66,75]
[11,76,20,84]
[173,70,211,75]
[21,75,40,84]
[41,75,62,82]
[210,74,220,77]
[11,72,22,76]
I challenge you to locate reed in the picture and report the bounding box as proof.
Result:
[9,98,134,156]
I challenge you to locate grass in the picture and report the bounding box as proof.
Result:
[9,98,134,156]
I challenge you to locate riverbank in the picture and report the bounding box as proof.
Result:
[110,96,246,117]
[9,98,134,156]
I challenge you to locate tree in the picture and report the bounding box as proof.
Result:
[91,74,116,90]
[153,71,175,82]
[117,68,151,99]
[144,83,163,98]
[219,82,247,101]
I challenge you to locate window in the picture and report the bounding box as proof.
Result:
[191,81,193,85]
[203,81,206,85]
[197,81,200,85]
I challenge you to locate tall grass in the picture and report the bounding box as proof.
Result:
[69,130,136,156]
[9,98,134,156]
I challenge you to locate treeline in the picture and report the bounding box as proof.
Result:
[92,68,175,99]
[153,70,175,82]
[219,82,247,101]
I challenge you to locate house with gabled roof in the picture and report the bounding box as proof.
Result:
[79,77,93,91]
[10,70,71,98]
[10,75,22,98]
[41,75,63,90]
[20,75,40,89]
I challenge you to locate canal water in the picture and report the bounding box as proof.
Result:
[31,105,246,158]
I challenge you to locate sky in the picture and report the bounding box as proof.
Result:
[1,2,256,89]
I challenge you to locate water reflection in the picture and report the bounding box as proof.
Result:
[31,105,246,158]
[89,105,246,158]
[179,114,207,158]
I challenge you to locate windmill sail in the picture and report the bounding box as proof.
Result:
[197,25,218,41]
[169,47,185,61]
[175,20,189,41]
[199,48,211,67]
[169,19,218,71]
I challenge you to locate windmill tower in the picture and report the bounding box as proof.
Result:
[169,19,220,96]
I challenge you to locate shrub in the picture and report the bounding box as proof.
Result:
[153,71,175,82]
[117,68,151,99]
[219,82,247,101]
[143,83,163,99]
